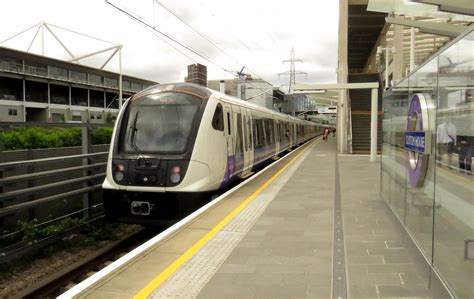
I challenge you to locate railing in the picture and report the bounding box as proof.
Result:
[0,123,111,263]
[0,58,136,93]
[347,95,353,153]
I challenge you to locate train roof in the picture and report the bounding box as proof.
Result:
[133,82,317,125]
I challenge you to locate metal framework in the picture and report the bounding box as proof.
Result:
[411,0,474,16]
[278,48,307,93]
[386,17,466,38]
[0,21,124,108]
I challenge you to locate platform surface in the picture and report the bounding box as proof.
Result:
[73,137,436,298]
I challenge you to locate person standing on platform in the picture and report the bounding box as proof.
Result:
[332,128,336,137]
[323,127,330,142]
[436,120,456,168]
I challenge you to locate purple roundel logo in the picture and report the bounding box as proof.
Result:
[406,93,433,187]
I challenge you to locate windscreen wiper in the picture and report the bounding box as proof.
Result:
[128,111,150,165]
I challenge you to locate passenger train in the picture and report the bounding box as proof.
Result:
[103,83,323,224]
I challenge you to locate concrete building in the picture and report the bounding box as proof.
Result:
[0,46,156,123]
[208,77,274,110]
[281,93,318,116]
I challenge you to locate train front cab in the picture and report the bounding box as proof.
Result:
[103,85,214,224]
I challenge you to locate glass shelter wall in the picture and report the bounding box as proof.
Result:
[381,28,473,299]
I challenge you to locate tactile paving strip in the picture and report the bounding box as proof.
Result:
[332,153,348,299]
[151,151,309,298]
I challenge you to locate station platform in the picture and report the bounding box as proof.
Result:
[61,137,437,299]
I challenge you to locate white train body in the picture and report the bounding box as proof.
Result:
[103,83,322,223]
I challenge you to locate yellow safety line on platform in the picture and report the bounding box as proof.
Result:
[134,139,319,299]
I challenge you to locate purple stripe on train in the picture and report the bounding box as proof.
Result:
[220,155,235,188]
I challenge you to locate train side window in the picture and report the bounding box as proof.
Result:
[276,122,280,142]
[227,112,231,135]
[248,117,253,149]
[253,120,259,147]
[243,115,248,151]
[261,119,267,146]
[236,113,244,155]
[212,103,224,131]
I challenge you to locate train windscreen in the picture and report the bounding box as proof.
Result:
[122,92,202,154]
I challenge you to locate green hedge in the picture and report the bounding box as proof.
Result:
[0,127,113,151]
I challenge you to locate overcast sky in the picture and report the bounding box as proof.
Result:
[0,0,339,89]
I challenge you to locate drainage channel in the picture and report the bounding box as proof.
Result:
[332,152,347,299]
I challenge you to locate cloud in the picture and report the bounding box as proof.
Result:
[0,0,339,87]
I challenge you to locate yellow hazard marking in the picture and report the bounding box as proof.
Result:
[134,139,318,299]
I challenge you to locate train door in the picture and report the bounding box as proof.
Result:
[232,105,244,175]
[292,123,297,147]
[275,119,280,156]
[241,108,254,177]
[223,104,235,181]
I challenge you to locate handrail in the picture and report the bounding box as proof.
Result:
[0,162,106,184]
[0,152,108,169]
[347,94,353,154]
[0,173,105,201]
[0,185,102,217]
[0,121,114,128]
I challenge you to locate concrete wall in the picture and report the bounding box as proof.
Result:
[0,102,24,121]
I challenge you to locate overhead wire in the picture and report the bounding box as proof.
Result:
[152,0,278,99]
[105,0,230,73]
[154,0,273,86]
[106,0,280,101]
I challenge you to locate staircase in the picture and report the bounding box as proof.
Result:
[348,73,382,154]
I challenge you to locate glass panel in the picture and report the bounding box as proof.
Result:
[0,55,22,72]
[24,61,47,77]
[122,80,131,90]
[122,92,202,153]
[49,66,68,80]
[382,79,409,219]
[433,31,474,299]
[70,70,87,84]
[405,58,438,260]
[104,77,118,89]
[132,82,142,92]
[89,74,102,86]
[211,103,224,131]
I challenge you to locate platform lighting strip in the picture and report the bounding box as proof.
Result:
[58,138,319,299]
[134,140,319,298]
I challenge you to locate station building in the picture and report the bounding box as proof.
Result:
[333,1,474,297]
[0,46,156,123]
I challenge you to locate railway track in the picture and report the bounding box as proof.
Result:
[17,147,301,298]
[18,227,159,298]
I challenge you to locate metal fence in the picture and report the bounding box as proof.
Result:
[0,123,111,263]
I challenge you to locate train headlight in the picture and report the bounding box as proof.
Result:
[170,165,181,183]
[113,162,127,183]
[114,171,124,182]
[117,163,125,172]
